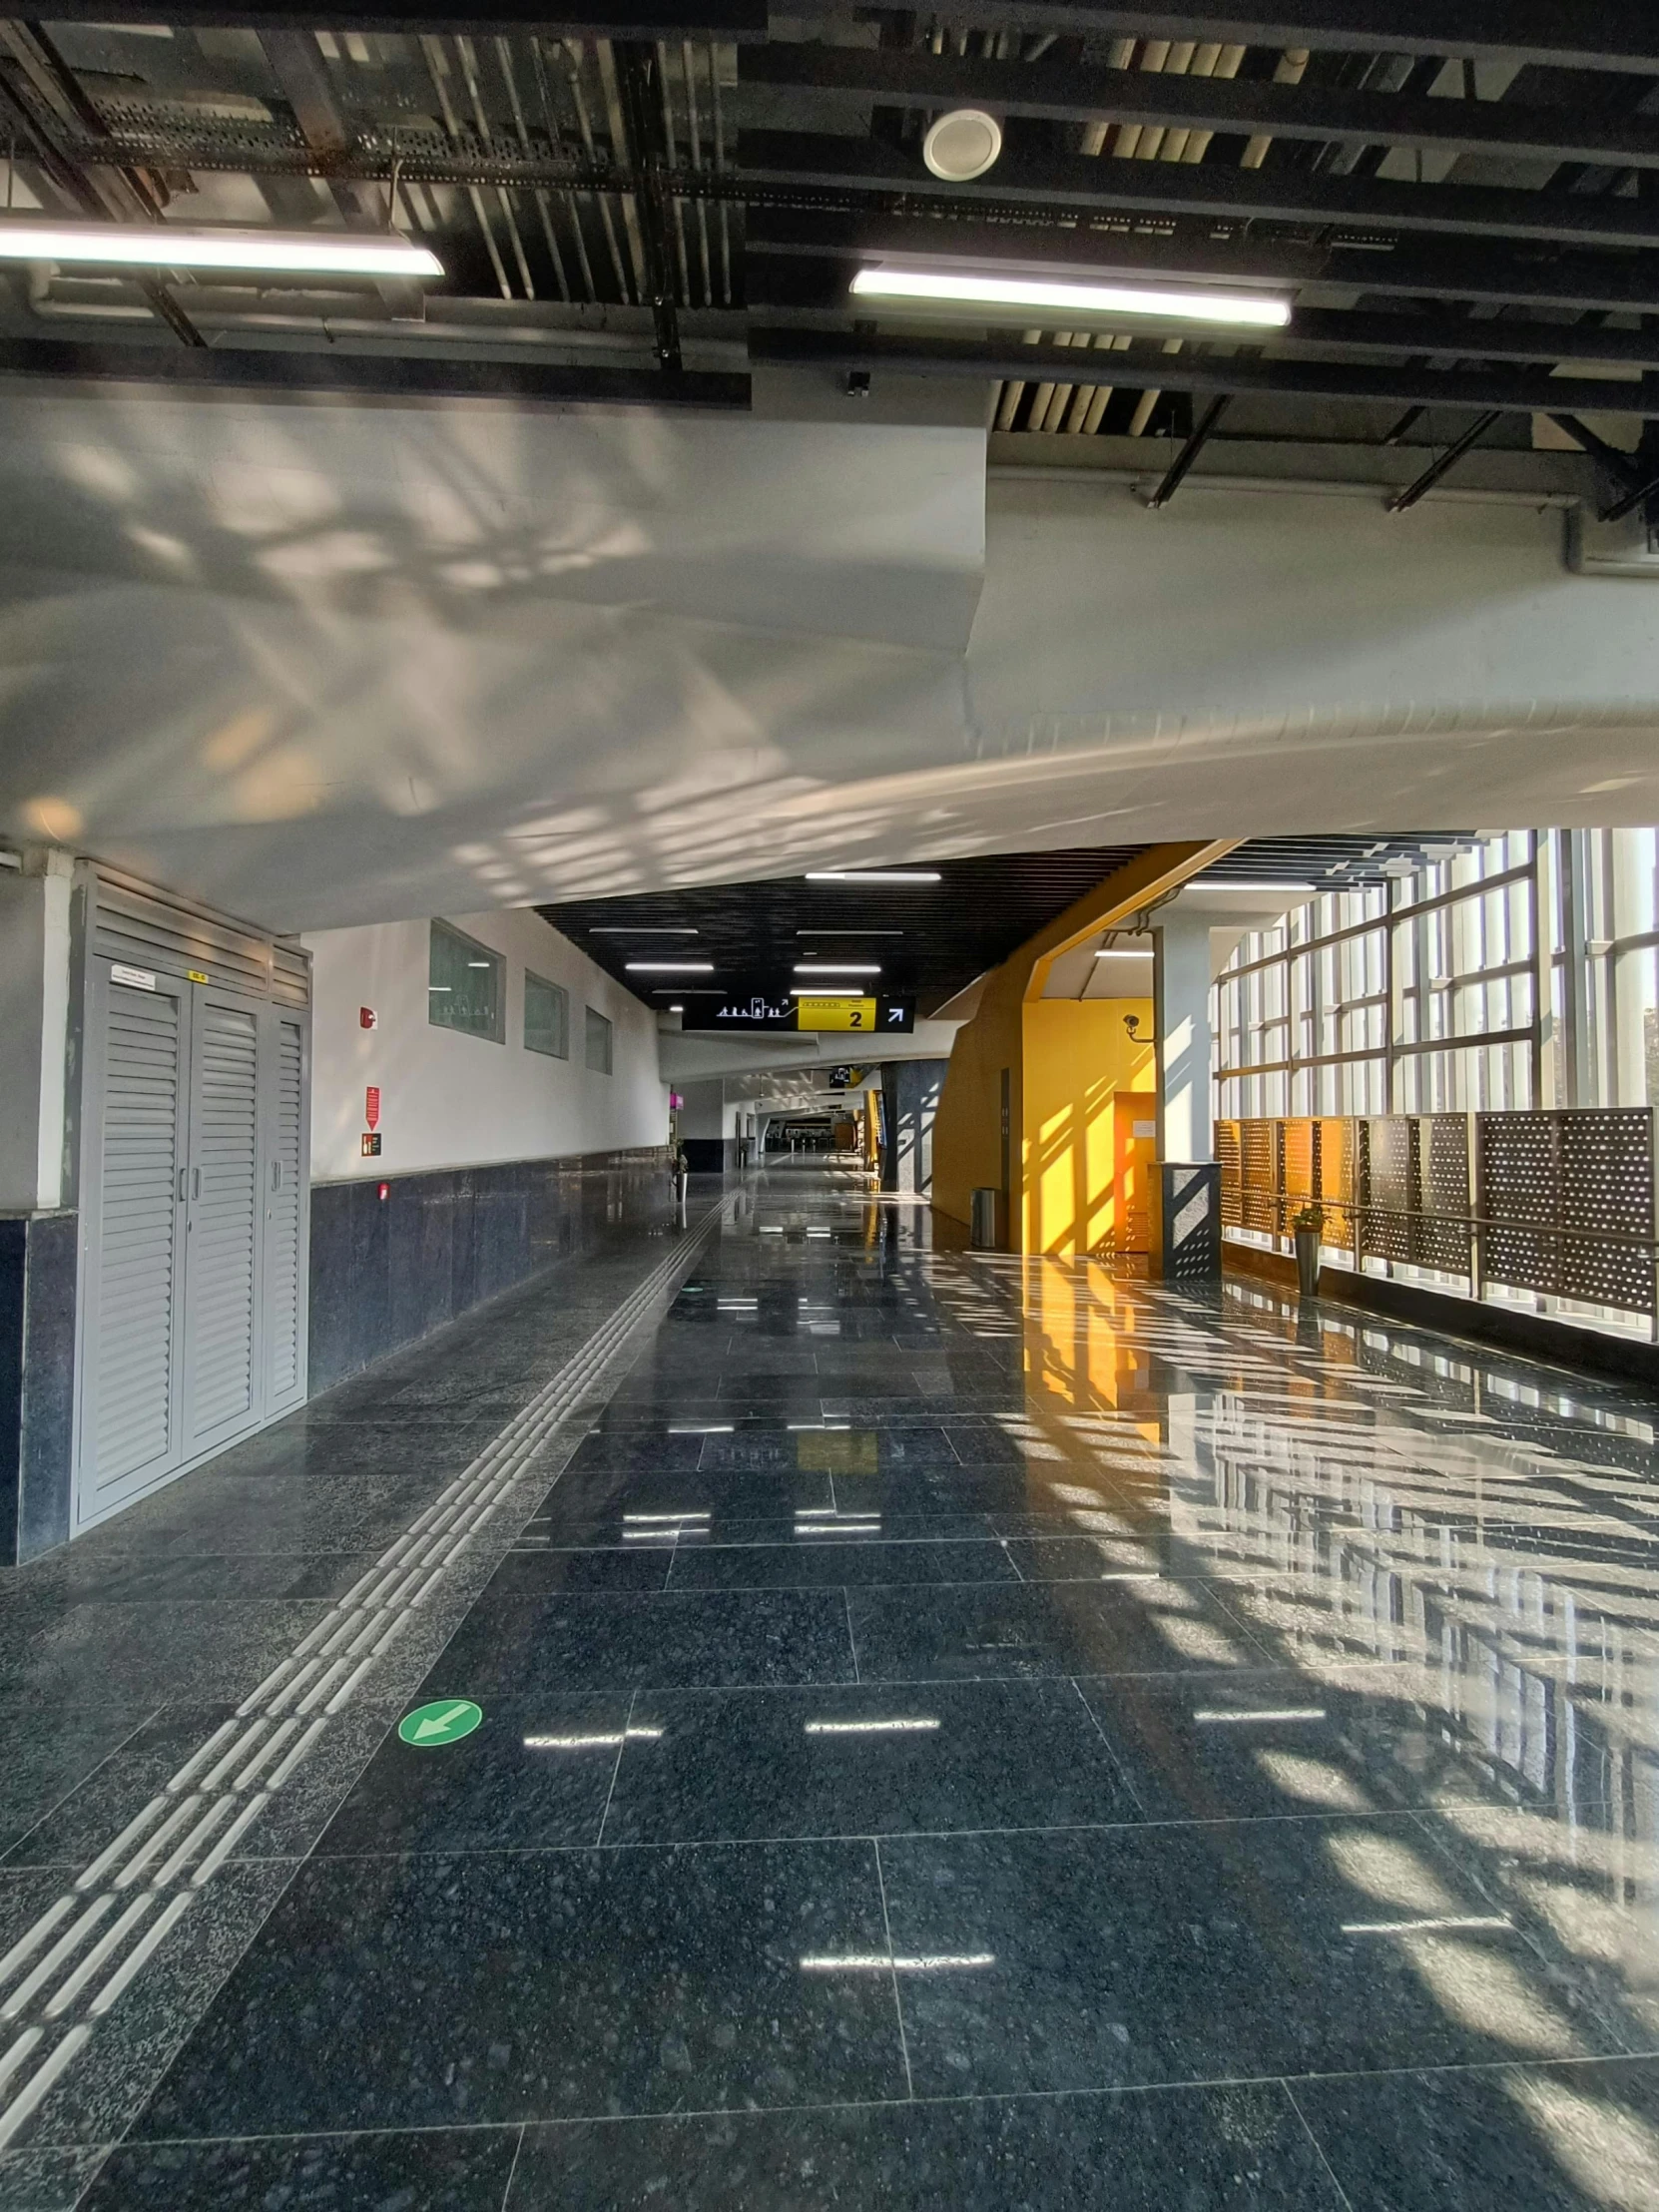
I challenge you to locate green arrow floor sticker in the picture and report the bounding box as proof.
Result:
[398,1699,483,1749]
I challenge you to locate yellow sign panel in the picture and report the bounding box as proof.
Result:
[797,996,877,1032]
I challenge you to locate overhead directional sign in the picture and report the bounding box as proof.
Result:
[682,993,914,1034]
[397,1699,483,1749]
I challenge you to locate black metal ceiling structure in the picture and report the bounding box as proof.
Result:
[542,832,1471,1015]
[0,5,1657,495]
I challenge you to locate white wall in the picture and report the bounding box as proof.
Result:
[303,907,667,1182]
[0,853,73,1212]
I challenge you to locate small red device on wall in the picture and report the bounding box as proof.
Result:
[365,1085,381,1131]
[359,1006,376,1028]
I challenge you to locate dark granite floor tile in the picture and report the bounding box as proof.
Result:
[699,1425,963,1472]
[131,1842,905,2136]
[20,1552,383,1604]
[845,1580,1272,1683]
[0,1600,334,1708]
[563,1430,707,1474]
[1290,2058,1659,2212]
[315,1694,632,1856]
[878,1815,1621,2098]
[0,2148,105,2212]
[0,1703,159,1861]
[533,1467,837,1527]
[483,1547,674,1595]
[1076,1664,1607,1826]
[422,1589,857,1695]
[665,1538,1019,1591]
[603,1679,1140,1845]
[510,2078,1345,2209]
[79,2128,520,2210]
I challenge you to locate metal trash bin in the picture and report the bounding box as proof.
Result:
[970,1187,1003,1250]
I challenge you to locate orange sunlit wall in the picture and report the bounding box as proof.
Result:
[1020,998,1156,1259]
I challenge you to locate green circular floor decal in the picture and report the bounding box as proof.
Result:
[398,1699,483,1749]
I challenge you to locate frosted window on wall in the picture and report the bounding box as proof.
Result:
[525,970,570,1059]
[429,920,504,1044]
[585,1005,613,1074]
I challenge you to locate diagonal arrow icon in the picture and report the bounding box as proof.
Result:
[398,1698,483,1749]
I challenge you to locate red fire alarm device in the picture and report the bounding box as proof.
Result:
[361,1132,382,1158]
[359,1006,376,1029]
[365,1085,381,1131]
[377,1181,389,1201]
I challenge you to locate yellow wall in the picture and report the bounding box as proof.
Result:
[928,841,1236,1246]
[930,958,1025,1231]
[1021,999,1155,1258]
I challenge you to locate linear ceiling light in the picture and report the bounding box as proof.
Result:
[795,963,881,975]
[0,220,444,277]
[790,987,866,998]
[592,926,699,935]
[625,961,713,973]
[849,267,1291,328]
[805,869,941,884]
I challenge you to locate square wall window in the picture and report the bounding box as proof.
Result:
[585,1005,613,1074]
[525,969,570,1059]
[429,919,504,1043]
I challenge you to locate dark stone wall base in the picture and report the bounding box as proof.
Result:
[308,1148,672,1396]
[0,1212,78,1564]
[1225,1237,1659,1391]
[681,1137,736,1175]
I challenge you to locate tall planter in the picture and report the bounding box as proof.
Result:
[1294,1225,1321,1299]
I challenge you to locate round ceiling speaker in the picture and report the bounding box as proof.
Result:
[921,109,1003,184]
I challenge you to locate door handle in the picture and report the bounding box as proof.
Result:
[178,1168,187,1204]
[272,1162,281,1192]
[192,1167,201,1201]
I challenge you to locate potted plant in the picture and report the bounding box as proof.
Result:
[1291,1204,1325,1298]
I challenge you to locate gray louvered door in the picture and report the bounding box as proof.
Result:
[264,1011,307,1411]
[181,988,264,1453]
[81,972,191,1509]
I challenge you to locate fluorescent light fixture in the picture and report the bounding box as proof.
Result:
[0,219,444,277]
[798,929,902,936]
[849,265,1291,328]
[806,869,940,884]
[1093,948,1153,959]
[794,963,882,975]
[625,961,713,973]
[668,1004,684,1013]
[790,987,865,998]
[592,926,699,934]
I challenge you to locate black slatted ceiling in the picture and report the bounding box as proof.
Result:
[543,832,1472,1014]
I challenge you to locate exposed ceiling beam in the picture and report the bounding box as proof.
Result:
[751,324,1659,419]
[739,130,1659,254]
[0,334,747,406]
[783,2,1659,75]
[742,43,1659,175]
[748,209,1659,320]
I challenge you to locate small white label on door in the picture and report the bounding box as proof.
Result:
[111,963,157,991]
[1132,1121,1156,1138]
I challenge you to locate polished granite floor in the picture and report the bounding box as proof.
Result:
[4,1159,1659,2208]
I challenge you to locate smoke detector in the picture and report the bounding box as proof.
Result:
[922,109,1003,183]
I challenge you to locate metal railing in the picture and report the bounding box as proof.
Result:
[1217,1109,1659,1330]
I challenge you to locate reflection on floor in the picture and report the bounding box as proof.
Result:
[4,1157,1659,2208]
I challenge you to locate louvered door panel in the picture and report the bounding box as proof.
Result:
[87,981,186,1497]
[266,1015,305,1406]
[183,997,261,1447]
